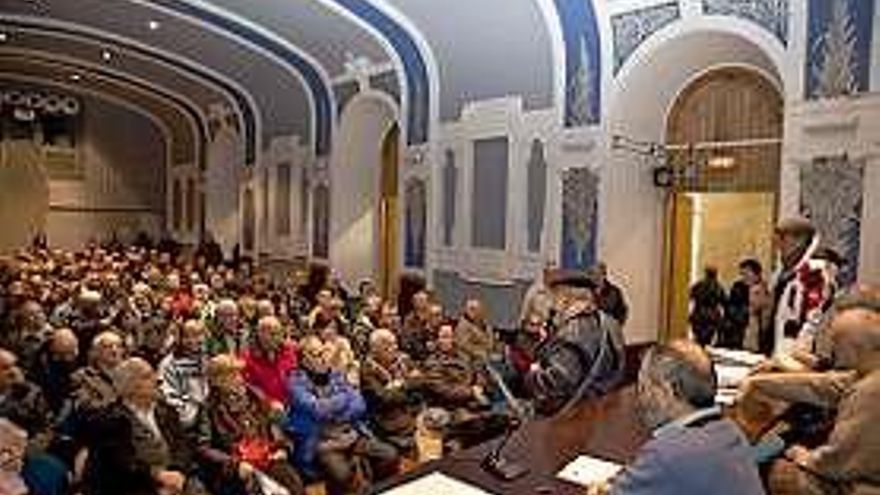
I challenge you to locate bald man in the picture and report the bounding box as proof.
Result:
[31,328,79,413]
[595,340,763,495]
[747,292,880,494]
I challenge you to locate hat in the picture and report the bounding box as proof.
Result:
[775,216,815,238]
[547,270,597,290]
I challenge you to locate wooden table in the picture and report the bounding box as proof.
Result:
[375,386,650,494]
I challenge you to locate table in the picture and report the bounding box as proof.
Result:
[375,386,650,494]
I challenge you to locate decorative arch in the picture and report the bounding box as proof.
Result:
[326,0,432,145]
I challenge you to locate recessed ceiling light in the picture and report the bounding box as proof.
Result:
[147,20,161,31]
[70,74,81,81]
[0,33,8,43]
[101,50,112,61]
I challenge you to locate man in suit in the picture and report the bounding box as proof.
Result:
[593,340,764,495]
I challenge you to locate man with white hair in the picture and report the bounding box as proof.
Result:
[83,357,206,495]
[242,316,298,409]
[0,418,28,495]
[207,298,246,355]
[70,331,124,414]
[361,328,424,446]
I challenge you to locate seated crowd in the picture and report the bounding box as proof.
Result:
[0,241,626,495]
[3,214,876,495]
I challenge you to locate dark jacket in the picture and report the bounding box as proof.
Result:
[421,349,485,409]
[360,355,422,437]
[527,310,625,415]
[597,281,629,325]
[82,400,199,495]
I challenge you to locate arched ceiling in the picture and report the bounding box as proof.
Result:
[1,0,564,155]
[0,56,198,165]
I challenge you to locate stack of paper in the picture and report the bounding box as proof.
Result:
[557,455,623,486]
[380,472,496,495]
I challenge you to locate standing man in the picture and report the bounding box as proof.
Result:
[689,267,727,347]
[766,217,835,357]
[590,262,629,325]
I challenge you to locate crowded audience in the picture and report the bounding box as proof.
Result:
[1,213,876,495]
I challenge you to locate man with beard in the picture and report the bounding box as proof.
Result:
[589,340,763,495]
[526,274,625,415]
[30,328,80,415]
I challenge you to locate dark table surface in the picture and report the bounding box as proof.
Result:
[376,386,651,494]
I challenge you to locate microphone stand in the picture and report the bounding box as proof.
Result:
[480,363,529,481]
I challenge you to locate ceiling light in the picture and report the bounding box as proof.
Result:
[101,50,112,61]
[707,155,736,170]
[69,74,81,81]
[0,33,8,43]
[147,20,161,31]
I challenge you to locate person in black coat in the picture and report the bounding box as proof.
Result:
[526,275,626,416]
[82,357,206,495]
[590,262,630,325]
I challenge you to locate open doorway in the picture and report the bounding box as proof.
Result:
[661,68,783,341]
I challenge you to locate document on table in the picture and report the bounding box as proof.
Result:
[557,455,623,486]
[380,472,497,495]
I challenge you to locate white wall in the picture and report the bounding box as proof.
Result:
[47,95,166,248]
[330,94,397,287]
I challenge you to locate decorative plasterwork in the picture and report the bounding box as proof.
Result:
[702,0,789,45]
[612,1,681,75]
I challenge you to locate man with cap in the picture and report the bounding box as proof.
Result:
[526,272,626,415]
[766,216,836,357]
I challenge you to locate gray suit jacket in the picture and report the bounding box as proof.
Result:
[611,418,765,495]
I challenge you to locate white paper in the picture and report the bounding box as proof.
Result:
[557,455,623,487]
[715,364,752,388]
[707,347,765,367]
[380,472,497,495]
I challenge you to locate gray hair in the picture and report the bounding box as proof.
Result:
[641,340,716,409]
[369,328,397,353]
[113,357,154,397]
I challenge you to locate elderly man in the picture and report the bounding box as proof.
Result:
[766,217,835,356]
[287,336,398,494]
[360,329,423,447]
[70,331,125,415]
[158,319,209,429]
[206,298,246,355]
[82,357,206,495]
[740,293,880,494]
[242,315,298,409]
[593,340,764,495]
[422,324,490,416]
[351,294,383,358]
[526,275,625,415]
[0,348,51,447]
[455,298,496,366]
[31,328,80,414]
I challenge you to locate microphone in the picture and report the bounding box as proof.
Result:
[480,363,529,481]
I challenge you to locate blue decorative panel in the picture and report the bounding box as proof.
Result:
[561,167,599,270]
[611,2,681,74]
[369,70,402,105]
[703,0,789,45]
[553,0,602,126]
[442,149,457,246]
[527,140,547,252]
[312,183,330,259]
[332,0,430,145]
[404,178,427,268]
[805,0,875,99]
[334,81,360,117]
[800,156,864,287]
[472,137,509,249]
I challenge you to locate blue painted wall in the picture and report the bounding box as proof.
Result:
[553,0,602,126]
[805,0,875,99]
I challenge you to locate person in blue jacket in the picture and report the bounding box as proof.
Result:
[286,335,398,494]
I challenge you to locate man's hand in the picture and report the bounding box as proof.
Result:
[154,469,185,494]
[786,445,813,468]
[586,480,611,495]
[237,461,255,480]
